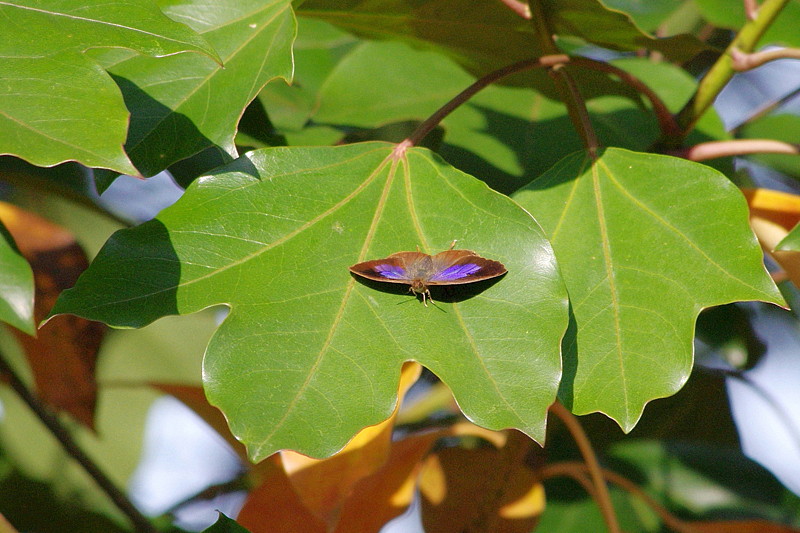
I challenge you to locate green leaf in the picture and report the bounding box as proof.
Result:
[92,0,295,179]
[0,450,128,533]
[298,0,708,93]
[0,0,221,175]
[0,220,34,335]
[776,222,800,251]
[2,0,217,58]
[100,312,217,385]
[51,142,568,460]
[202,513,251,533]
[513,148,783,431]
[540,0,707,59]
[601,0,684,32]
[0,157,96,204]
[259,17,358,133]
[0,304,215,530]
[696,0,800,47]
[0,51,137,175]
[314,40,471,128]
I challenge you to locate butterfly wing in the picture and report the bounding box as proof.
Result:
[349,252,430,284]
[426,249,507,285]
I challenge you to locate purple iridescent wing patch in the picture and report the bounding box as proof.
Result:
[429,262,482,282]
[373,264,409,280]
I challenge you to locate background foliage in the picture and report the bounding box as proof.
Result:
[1,0,800,532]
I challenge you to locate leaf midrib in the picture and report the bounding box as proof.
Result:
[255,150,400,453]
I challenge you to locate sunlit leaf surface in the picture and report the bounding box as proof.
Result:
[0,0,219,174]
[513,148,783,430]
[52,142,568,459]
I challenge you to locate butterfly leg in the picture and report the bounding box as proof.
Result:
[410,285,433,306]
[422,288,434,307]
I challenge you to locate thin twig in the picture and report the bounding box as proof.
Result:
[670,139,800,161]
[548,65,599,157]
[161,474,250,516]
[528,0,600,156]
[569,57,681,138]
[0,353,158,533]
[405,55,568,147]
[731,46,800,70]
[498,0,531,19]
[549,402,621,533]
[406,52,680,150]
[540,462,597,496]
[541,461,692,533]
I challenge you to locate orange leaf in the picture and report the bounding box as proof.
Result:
[333,420,507,532]
[238,455,326,533]
[741,188,800,288]
[743,188,800,231]
[333,429,444,533]
[281,362,422,526]
[0,202,104,429]
[750,216,800,286]
[419,445,543,533]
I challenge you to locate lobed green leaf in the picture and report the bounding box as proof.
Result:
[52,143,568,460]
[514,148,783,430]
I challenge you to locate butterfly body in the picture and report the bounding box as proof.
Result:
[349,249,506,305]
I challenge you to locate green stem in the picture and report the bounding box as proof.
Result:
[0,353,159,533]
[674,0,791,140]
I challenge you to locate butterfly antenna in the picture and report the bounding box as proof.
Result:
[448,240,457,250]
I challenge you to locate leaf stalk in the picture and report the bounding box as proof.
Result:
[405,55,568,147]
[550,402,621,533]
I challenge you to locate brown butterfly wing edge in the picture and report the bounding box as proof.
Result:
[349,252,423,284]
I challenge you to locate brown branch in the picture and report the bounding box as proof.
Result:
[407,54,681,150]
[670,139,800,161]
[731,46,800,70]
[541,462,692,533]
[548,65,599,156]
[527,0,599,157]
[0,353,158,533]
[405,55,568,146]
[570,57,681,138]
[498,0,531,19]
[540,462,597,496]
[549,402,621,533]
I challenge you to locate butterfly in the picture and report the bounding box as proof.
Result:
[349,247,506,306]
